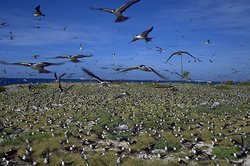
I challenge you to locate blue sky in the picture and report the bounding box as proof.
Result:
[0,0,250,81]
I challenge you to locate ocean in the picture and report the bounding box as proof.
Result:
[0,77,220,86]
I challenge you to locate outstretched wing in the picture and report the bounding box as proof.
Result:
[0,61,32,67]
[74,54,93,58]
[165,54,175,63]
[35,5,41,11]
[141,26,154,37]
[182,51,196,59]
[117,0,141,13]
[148,67,167,79]
[81,67,103,83]
[59,73,66,79]
[119,66,140,72]
[54,56,68,59]
[155,46,162,50]
[38,62,65,67]
[90,7,114,13]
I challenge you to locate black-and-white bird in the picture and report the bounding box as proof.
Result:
[155,46,165,53]
[165,50,196,63]
[205,39,211,45]
[130,26,154,42]
[33,5,45,17]
[53,54,93,63]
[119,65,167,79]
[79,44,83,50]
[54,72,66,82]
[0,22,8,28]
[90,0,141,23]
[32,55,40,59]
[0,61,64,73]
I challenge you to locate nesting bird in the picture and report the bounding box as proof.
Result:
[90,0,141,23]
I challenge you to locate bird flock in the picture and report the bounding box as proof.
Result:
[0,0,208,81]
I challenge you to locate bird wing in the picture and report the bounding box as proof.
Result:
[64,84,75,94]
[35,5,41,11]
[141,26,154,37]
[54,72,58,80]
[130,37,139,42]
[59,73,66,79]
[81,67,103,83]
[74,54,93,58]
[165,54,175,63]
[182,51,196,59]
[148,67,167,79]
[90,7,114,13]
[54,56,68,59]
[120,66,140,72]
[117,0,141,13]
[0,61,32,67]
[38,62,65,67]
[155,46,162,50]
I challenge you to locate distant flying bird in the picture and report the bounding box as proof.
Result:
[205,39,211,45]
[79,44,83,50]
[9,32,14,40]
[119,65,167,79]
[34,5,45,17]
[231,68,240,74]
[0,22,8,28]
[111,52,116,58]
[0,61,64,73]
[32,55,40,59]
[53,54,93,63]
[33,26,41,29]
[131,26,154,42]
[54,72,66,82]
[165,50,196,63]
[155,46,165,53]
[62,26,67,31]
[90,0,141,23]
